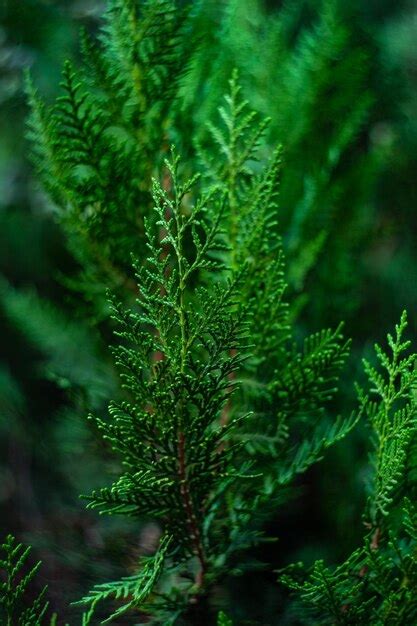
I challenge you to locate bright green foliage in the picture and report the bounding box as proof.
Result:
[361,311,417,524]
[77,534,171,624]
[78,152,249,621]
[23,23,362,619]
[24,0,375,326]
[201,75,358,490]
[182,0,374,314]
[74,97,357,620]
[26,0,195,313]
[283,503,417,625]
[283,312,417,625]
[9,1,412,624]
[0,535,48,626]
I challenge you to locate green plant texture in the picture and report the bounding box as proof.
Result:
[2,0,417,625]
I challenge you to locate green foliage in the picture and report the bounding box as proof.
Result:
[180,0,375,319]
[361,311,417,523]
[86,153,240,524]
[79,151,250,621]
[24,0,377,326]
[283,503,417,625]
[75,91,357,620]
[77,534,171,624]
[0,279,115,406]
[21,5,365,617]
[282,312,417,625]
[3,0,416,624]
[200,75,358,492]
[274,0,374,321]
[0,535,48,626]
[26,0,195,314]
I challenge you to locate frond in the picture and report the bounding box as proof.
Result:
[0,535,49,626]
[76,533,172,624]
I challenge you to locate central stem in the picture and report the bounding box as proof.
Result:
[173,183,207,588]
[177,430,207,586]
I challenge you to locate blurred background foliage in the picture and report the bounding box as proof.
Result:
[2,0,417,623]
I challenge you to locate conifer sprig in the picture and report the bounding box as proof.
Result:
[361,311,417,524]
[77,533,172,624]
[26,0,196,313]
[19,3,382,621]
[0,535,48,626]
[283,312,417,625]
[80,152,251,621]
[201,77,357,495]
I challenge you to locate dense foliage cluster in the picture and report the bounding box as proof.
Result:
[2,0,417,624]
[283,312,417,624]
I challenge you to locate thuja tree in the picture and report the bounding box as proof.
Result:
[3,101,358,623]
[3,1,417,625]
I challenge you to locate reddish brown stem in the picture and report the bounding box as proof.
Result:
[177,430,207,586]
[370,526,381,551]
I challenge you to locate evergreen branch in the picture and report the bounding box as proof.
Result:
[282,313,417,624]
[0,535,49,626]
[362,311,417,523]
[76,533,172,624]
[82,151,250,621]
